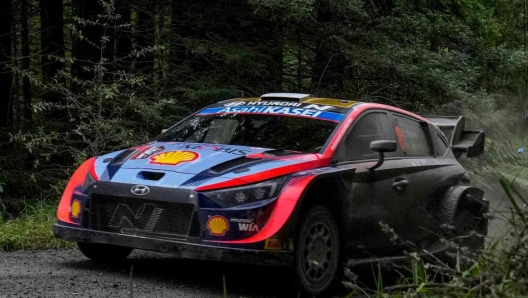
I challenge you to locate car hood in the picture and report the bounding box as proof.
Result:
[93,142,322,188]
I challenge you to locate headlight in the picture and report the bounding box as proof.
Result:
[204,176,287,208]
[82,171,97,191]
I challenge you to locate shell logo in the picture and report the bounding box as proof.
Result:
[206,215,229,236]
[71,199,81,218]
[149,150,199,166]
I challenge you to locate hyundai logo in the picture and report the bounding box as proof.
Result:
[131,185,150,196]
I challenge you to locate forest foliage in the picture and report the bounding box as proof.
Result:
[0,0,527,216]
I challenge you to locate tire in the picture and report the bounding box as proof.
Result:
[453,209,486,252]
[442,209,486,269]
[77,242,133,263]
[294,206,341,296]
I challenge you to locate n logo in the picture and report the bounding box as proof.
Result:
[303,104,333,111]
[108,204,163,232]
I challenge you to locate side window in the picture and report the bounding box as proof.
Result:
[335,112,391,162]
[435,132,449,156]
[392,115,433,157]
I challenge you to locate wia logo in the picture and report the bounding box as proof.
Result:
[238,223,259,232]
[108,204,163,232]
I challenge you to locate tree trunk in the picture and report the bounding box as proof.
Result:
[0,0,12,127]
[312,0,344,96]
[72,0,104,82]
[115,1,132,71]
[21,0,32,121]
[40,0,65,114]
[136,8,155,73]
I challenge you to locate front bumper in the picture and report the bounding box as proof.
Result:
[53,221,292,266]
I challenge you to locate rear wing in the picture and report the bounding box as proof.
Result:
[421,115,485,158]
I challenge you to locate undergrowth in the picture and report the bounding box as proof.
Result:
[343,177,528,297]
[462,108,528,192]
[0,201,74,251]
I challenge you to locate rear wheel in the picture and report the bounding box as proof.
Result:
[453,209,486,252]
[294,206,341,296]
[77,242,133,263]
[443,209,486,269]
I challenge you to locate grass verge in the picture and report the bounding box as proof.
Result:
[0,202,75,251]
[343,177,528,297]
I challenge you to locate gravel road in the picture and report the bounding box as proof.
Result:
[0,179,517,298]
[0,249,297,298]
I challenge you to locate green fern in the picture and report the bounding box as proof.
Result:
[466,118,528,191]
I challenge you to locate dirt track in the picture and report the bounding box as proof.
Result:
[0,249,298,298]
[0,179,516,298]
[483,179,517,242]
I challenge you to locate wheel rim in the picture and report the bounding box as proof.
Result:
[301,221,334,282]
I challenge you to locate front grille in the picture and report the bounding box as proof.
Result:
[83,194,196,239]
[189,212,201,237]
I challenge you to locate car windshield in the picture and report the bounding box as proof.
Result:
[156,114,338,153]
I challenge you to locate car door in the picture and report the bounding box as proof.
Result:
[388,113,452,245]
[333,111,408,254]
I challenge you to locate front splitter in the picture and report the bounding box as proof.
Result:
[53,221,292,266]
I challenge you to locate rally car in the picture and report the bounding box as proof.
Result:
[53,93,488,296]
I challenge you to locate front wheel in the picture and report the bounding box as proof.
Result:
[77,242,133,263]
[294,206,341,296]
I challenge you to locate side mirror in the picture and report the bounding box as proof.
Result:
[368,140,397,172]
[161,128,168,134]
[370,140,397,153]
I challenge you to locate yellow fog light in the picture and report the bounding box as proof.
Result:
[71,199,82,218]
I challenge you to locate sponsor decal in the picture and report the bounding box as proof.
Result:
[230,218,260,232]
[70,199,82,218]
[108,204,164,232]
[331,117,353,151]
[395,126,406,152]
[131,145,165,159]
[304,104,336,111]
[264,239,282,250]
[177,143,250,156]
[225,101,304,107]
[207,215,229,236]
[131,185,150,196]
[224,101,334,111]
[149,150,199,166]
[230,218,253,223]
[220,106,323,117]
[238,222,259,232]
[197,107,344,122]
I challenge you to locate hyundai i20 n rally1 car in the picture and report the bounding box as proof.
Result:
[53,93,488,296]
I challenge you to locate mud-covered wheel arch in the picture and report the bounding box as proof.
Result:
[435,186,489,245]
[272,171,353,247]
[291,174,352,245]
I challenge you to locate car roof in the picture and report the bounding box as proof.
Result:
[203,93,427,123]
[222,93,360,111]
